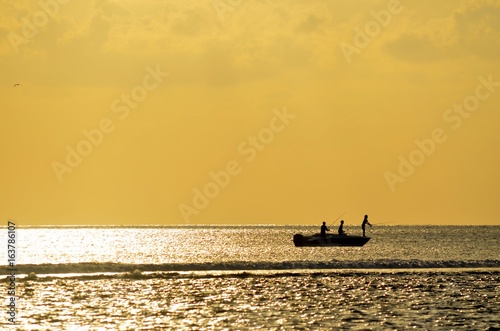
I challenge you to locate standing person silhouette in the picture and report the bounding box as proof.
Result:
[361,215,372,237]
[320,222,330,237]
[338,220,346,235]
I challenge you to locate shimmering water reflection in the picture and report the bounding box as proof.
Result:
[15,270,500,330]
[4,226,499,330]
[11,226,500,265]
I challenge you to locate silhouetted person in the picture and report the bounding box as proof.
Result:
[320,221,330,237]
[338,220,346,235]
[362,215,372,237]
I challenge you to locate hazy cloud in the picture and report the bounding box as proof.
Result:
[384,0,500,61]
[296,14,324,34]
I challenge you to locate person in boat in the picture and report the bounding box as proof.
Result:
[320,221,330,237]
[361,215,372,237]
[338,220,347,235]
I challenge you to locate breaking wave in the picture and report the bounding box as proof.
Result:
[4,259,500,278]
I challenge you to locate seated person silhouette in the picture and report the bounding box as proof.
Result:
[320,222,330,237]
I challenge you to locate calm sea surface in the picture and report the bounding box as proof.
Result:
[2,225,499,330]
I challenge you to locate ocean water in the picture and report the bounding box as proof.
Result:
[2,225,499,330]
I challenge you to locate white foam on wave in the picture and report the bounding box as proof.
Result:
[4,259,499,277]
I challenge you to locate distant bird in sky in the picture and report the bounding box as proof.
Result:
[14,83,20,87]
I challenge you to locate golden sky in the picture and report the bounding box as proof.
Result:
[1,0,499,225]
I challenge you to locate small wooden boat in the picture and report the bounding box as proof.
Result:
[293,233,370,247]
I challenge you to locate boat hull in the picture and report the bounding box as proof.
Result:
[293,233,370,247]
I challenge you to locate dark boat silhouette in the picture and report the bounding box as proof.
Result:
[293,233,370,247]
